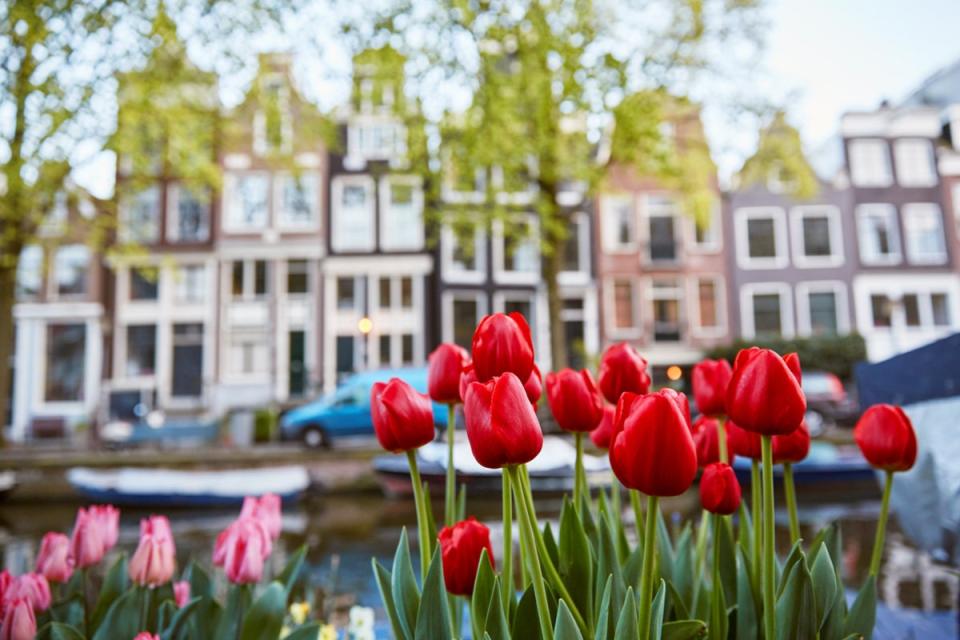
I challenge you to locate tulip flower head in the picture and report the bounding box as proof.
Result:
[0,571,11,603]
[772,421,811,464]
[471,312,535,383]
[129,516,176,587]
[458,361,477,406]
[854,404,917,472]
[726,420,762,460]
[428,343,470,404]
[36,532,74,583]
[589,405,616,449]
[597,343,652,404]
[438,517,495,596]
[240,493,282,540]
[174,581,191,608]
[700,462,742,515]
[524,364,543,406]
[88,505,120,552]
[691,416,735,467]
[69,508,106,569]
[216,517,272,584]
[692,358,733,417]
[464,373,544,469]
[726,347,806,436]
[545,368,604,433]
[1,597,35,640]
[133,634,160,640]
[609,389,698,496]
[4,574,51,613]
[370,378,436,453]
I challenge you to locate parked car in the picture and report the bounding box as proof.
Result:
[280,368,450,448]
[802,370,859,436]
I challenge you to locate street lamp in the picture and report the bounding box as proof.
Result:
[358,316,373,371]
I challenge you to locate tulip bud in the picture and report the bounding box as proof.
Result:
[428,343,470,404]
[692,416,735,467]
[438,517,495,596]
[700,462,742,515]
[589,405,616,449]
[609,389,698,496]
[854,404,917,472]
[523,364,543,406]
[772,421,811,464]
[597,343,651,404]
[174,581,191,608]
[1,597,36,640]
[464,373,544,469]
[69,508,105,569]
[458,361,477,405]
[726,347,806,436]
[89,505,120,553]
[129,516,176,587]
[545,369,604,433]
[692,358,732,417]
[36,532,74,583]
[240,494,282,541]
[726,420,761,460]
[370,378,436,453]
[471,313,535,383]
[5,574,51,612]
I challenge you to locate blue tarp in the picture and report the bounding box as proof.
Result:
[855,333,960,408]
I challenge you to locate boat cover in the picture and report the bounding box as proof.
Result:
[417,435,609,476]
[855,332,960,408]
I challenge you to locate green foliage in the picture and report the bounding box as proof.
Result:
[706,334,867,380]
[737,111,820,200]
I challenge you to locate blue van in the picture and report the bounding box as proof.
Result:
[279,367,450,448]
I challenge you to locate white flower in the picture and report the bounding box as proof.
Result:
[347,606,375,640]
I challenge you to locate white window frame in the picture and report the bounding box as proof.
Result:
[274,172,321,232]
[902,203,947,265]
[952,182,960,239]
[687,201,722,253]
[795,281,849,337]
[330,175,376,253]
[790,205,844,268]
[688,275,726,338]
[120,186,161,244]
[16,245,43,298]
[603,276,642,339]
[173,263,207,304]
[223,171,271,233]
[166,184,211,243]
[642,194,682,264]
[558,211,591,286]
[646,276,684,343]
[893,138,937,187]
[492,215,540,285]
[856,203,902,266]
[379,175,425,251]
[849,138,893,188]
[441,289,489,344]
[740,282,794,339]
[441,224,487,284]
[52,244,90,300]
[734,207,789,270]
[600,194,637,254]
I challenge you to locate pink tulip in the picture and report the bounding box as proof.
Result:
[0,597,35,640]
[36,532,74,583]
[129,516,176,587]
[70,508,105,568]
[0,571,12,603]
[89,505,120,552]
[239,494,282,541]
[133,634,160,640]
[4,573,51,613]
[219,518,270,584]
[173,580,191,608]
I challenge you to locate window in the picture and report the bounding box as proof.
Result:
[175,265,206,303]
[254,260,269,297]
[691,203,721,251]
[287,260,309,295]
[495,217,539,281]
[231,261,244,298]
[122,187,160,243]
[602,195,635,252]
[16,246,43,297]
[230,332,268,375]
[747,219,776,258]
[278,174,319,227]
[45,324,85,402]
[611,279,637,330]
[953,183,960,236]
[225,173,269,230]
[379,334,392,365]
[752,293,783,337]
[400,277,413,309]
[736,208,787,268]
[695,277,721,331]
[349,122,405,159]
[857,204,901,265]
[502,297,533,325]
[54,245,89,297]
[561,214,588,274]
[336,277,358,310]
[450,295,482,348]
[903,294,921,327]
[931,293,951,326]
[401,334,414,365]
[808,291,839,335]
[647,197,678,262]
[332,178,375,252]
[379,277,392,309]
[129,267,158,301]
[126,325,157,376]
[380,179,424,250]
[849,139,892,187]
[443,225,486,282]
[902,203,946,264]
[171,323,203,397]
[651,279,682,342]
[168,185,210,242]
[894,139,936,187]
[335,336,355,378]
[792,206,842,266]
[871,294,892,327]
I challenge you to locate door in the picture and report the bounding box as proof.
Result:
[335,335,355,384]
[288,330,306,397]
[171,323,203,398]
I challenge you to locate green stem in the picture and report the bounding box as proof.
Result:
[82,567,90,635]
[637,495,660,640]
[509,466,554,640]
[445,404,457,527]
[784,463,800,545]
[712,515,722,589]
[235,584,249,640]
[751,460,761,582]
[630,489,644,549]
[761,436,776,640]
[574,432,585,512]
[716,417,728,463]
[502,469,514,610]
[407,449,432,582]
[869,470,894,577]
[690,510,710,613]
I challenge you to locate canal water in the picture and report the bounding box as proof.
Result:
[0,486,955,632]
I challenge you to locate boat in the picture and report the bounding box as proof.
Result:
[66,466,311,507]
[731,441,874,485]
[373,435,615,497]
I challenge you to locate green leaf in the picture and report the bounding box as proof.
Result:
[512,586,541,640]
[484,579,511,640]
[392,528,422,640]
[471,549,496,640]
[843,576,876,640]
[595,517,626,617]
[710,577,728,640]
[414,546,453,640]
[671,528,694,612]
[284,624,324,640]
[613,586,638,640]
[775,554,817,640]
[91,587,143,640]
[559,495,595,625]
[595,576,613,640]
[661,619,708,640]
[622,546,643,591]
[277,545,307,596]
[90,554,130,634]
[735,547,758,640]
[776,540,805,598]
[543,522,561,568]
[657,510,675,585]
[717,516,738,604]
[820,571,849,640]
[156,601,176,635]
[810,546,838,630]
[36,622,85,640]
[650,579,667,640]
[667,581,691,621]
[736,502,753,560]
[373,559,406,640]
[159,597,203,640]
[240,581,285,640]
[554,600,585,640]
[212,583,253,640]
[183,562,213,600]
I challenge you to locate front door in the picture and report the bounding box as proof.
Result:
[171,323,203,398]
[289,330,306,397]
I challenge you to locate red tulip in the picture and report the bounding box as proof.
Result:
[0,598,35,640]
[691,416,735,467]
[129,516,176,587]
[371,378,436,453]
[4,574,51,613]
[609,389,698,496]
[240,494,282,541]
[854,404,917,472]
[726,347,805,436]
[471,313,535,383]
[700,462,742,515]
[726,420,761,460]
[217,517,271,584]
[133,634,160,640]
[464,373,544,469]
[438,517,495,596]
[590,405,616,449]
[597,343,651,404]
[458,361,477,405]
[174,580,191,608]
[36,532,74,583]
[692,359,732,417]
[772,421,811,464]
[428,343,470,404]
[0,571,10,603]
[545,369,604,433]
[524,364,543,405]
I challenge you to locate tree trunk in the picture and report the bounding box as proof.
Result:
[0,265,15,447]
[542,244,567,371]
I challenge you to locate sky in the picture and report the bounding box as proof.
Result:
[73,0,960,197]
